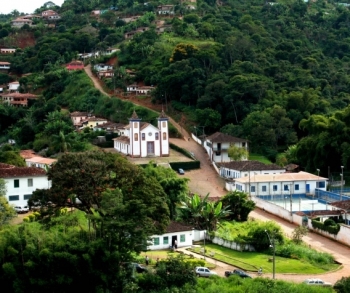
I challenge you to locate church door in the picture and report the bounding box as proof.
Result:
[147,142,155,155]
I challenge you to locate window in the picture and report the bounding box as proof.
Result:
[318,181,326,188]
[163,236,169,245]
[163,132,167,140]
[153,237,160,245]
[155,133,159,140]
[142,133,145,141]
[14,179,19,188]
[284,185,289,191]
[162,121,166,128]
[295,184,299,191]
[242,142,246,147]
[134,122,138,128]
[250,186,255,192]
[180,234,185,242]
[134,133,138,141]
[262,185,267,192]
[273,185,278,191]
[9,195,19,201]
[24,194,32,200]
[28,179,33,187]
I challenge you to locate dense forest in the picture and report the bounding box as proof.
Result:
[1,0,350,175]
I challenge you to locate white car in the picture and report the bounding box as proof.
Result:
[195,266,217,277]
[303,279,332,286]
[14,206,29,214]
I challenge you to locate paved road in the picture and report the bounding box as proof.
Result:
[84,64,350,284]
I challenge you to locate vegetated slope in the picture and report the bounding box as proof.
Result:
[0,0,350,171]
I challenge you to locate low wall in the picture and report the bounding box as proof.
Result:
[213,162,219,174]
[252,196,293,223]
[212,236,255,252]
[191,133,202,145]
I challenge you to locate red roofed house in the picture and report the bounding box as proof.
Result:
[0,93,38,107]
[66,60,84,70]
[148,221,194,250]
[0,62,11,70]
[0,163,50,207]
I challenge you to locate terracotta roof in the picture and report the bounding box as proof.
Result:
[0,164,46,178]
[26,156,57,165]
[113,136,130,144]
[1,93,38,98]
[166,221,193,233]
[86,117,107,122]
[331,200,350,210]
[206,132,248,143]
[140,122,151,130]
[0,62,11,65]
[20,149,36,159]
[70,111,89,117]
[234,171,328,184]
[95,122,124,129]
[308,210,342,216]
[217,161,284,172]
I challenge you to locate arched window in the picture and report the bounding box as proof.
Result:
[134,133,138,141]
[163,132,167,140]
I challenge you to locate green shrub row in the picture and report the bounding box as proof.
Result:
[97,141,114,148]
[170,142,194,159]
[170,161,200,171]
[311,218,340,235]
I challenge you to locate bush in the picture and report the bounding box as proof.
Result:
[312,218,340,235]
[170,143,193,159]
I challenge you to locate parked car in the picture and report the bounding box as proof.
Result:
[14,206,29,214]
[303,279,332,286]
[195,266,217,277]
[178,168,185,175]
[225,269,252,278]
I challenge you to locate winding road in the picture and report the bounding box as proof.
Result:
[84,65,350,284]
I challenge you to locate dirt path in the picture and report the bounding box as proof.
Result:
[84,64,110,97]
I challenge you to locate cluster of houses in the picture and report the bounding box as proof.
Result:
[11,9,61,28]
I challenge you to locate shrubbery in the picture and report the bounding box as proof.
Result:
[312,218,340,235]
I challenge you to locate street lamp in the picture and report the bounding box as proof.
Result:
[316,169,320,199]
[341,166,344,201]
[265,230,276,279]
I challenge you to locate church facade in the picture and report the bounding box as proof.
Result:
[113,110,169,157]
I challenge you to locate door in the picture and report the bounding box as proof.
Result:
[306,184,310,193]
[147,141,154,155]
[171,235,177,248]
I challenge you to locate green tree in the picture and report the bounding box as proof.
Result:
[334,276,350,293]
[0,179,16,228]
[227,145,248,161]
[219,191,255,222]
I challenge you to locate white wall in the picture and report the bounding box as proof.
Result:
[5,175,50,207]
[212,236,255,252]
[148,230,193,250]
[191,133,202,145]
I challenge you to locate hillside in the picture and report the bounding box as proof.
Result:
[0,0,350,174]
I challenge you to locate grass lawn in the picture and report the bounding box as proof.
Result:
[249,153,272,164]
[189,243,340,274]
[140,250,216,269]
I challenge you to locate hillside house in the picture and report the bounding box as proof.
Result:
[81,117,108,129]
[0,62,11,70]
[124,27,149,39]
[94,64,113,72]
[0,48,16,54]
[217,160,285,179]
[42,10,59,18]
[8,81,20,92]
[227,171,328,196]
[137,86,155,95]
[70,111,91,128]
[0,163,50,207]
[113,110,169,158]
[157,5,175,15]
[148,222,194,250]
[11,18,33,27]
[104,47,119,55]
[204,132,249,163]
[66,60,84,70]
[0,93,38,107]
[127,83,138,92]
[25,156,57,169]
[97,70,114,79]
[93,122,124,133]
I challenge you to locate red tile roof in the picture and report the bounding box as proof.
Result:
[0,163,46,178]
[166,221,193,233]
[217,160,284,171]
[206,132,248,143]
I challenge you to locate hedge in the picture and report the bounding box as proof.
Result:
[170,143,194,159]
[170,161,200,171]
[311,218,340,235]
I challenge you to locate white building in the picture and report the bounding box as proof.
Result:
[148,222,194,250]
[204,132,248,163]
[0,62,11,70]
[227,171,328,197]
[8,81,20,92]
[217,160,285,179]
[0,163,50,207]
[93,63,113,72]
[113,110,169,158]
[25,156,57,169]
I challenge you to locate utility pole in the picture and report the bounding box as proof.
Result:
[265,230,276,279]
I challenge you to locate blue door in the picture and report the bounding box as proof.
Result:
[306,184,310,193]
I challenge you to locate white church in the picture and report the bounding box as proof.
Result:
[113,110,169,157]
